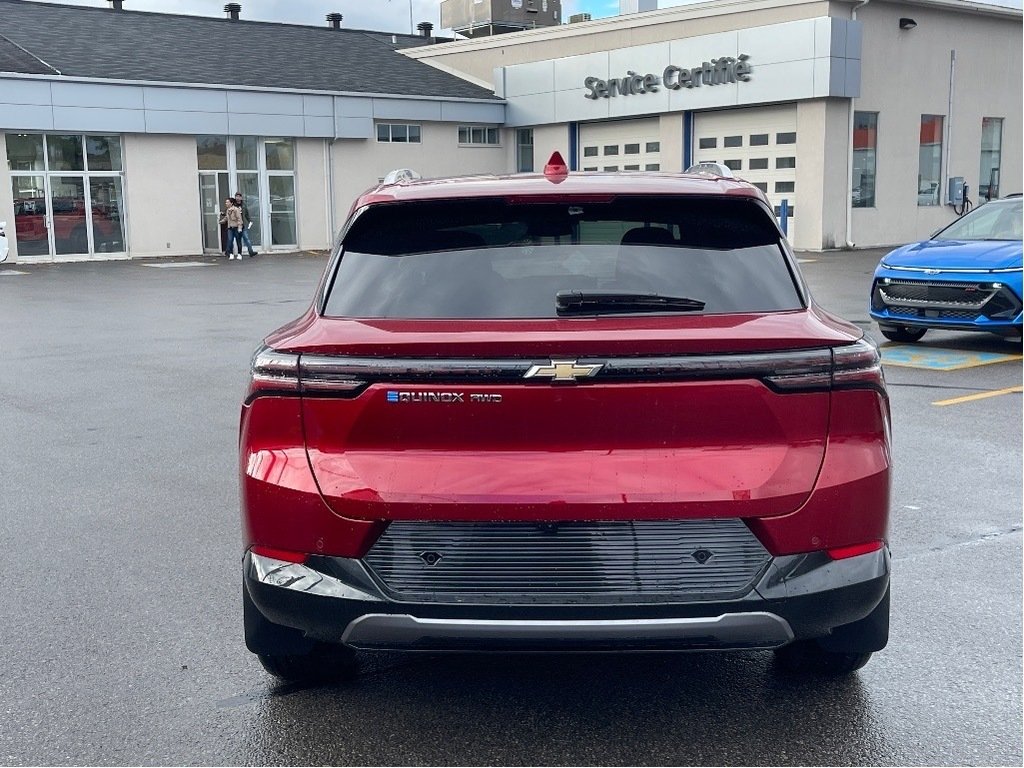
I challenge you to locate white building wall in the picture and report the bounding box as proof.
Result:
[795,98,849,250]
[123,134,202,259]
[850,2,1023,247]
[329,121,510,228]
[295,138,330,251]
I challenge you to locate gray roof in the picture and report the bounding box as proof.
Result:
[0,0,497,100]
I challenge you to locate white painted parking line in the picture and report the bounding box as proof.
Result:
[141,261,214,268]
[0,269,28,276]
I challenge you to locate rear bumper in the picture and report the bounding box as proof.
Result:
[243,546,890,652]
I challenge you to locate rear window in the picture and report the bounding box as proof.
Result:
[325,196,801,319]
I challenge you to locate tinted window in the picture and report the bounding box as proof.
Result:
[749,158,769,170]
[326,197,799,319]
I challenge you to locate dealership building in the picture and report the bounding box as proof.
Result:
[0,0,1019,261]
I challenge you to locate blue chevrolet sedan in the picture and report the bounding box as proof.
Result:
[870,196,1023,343]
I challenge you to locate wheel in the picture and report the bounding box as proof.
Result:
[243,583,358,683]
[257,643,359,683]
[773,641,872,675]
[879,324,927,343]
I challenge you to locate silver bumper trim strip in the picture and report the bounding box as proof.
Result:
[341,612,794,650]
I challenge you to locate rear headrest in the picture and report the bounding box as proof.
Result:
[620,226,677,246]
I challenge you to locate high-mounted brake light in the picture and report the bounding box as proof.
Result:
[544,151,569,183]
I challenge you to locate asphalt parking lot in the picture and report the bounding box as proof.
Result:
[0,249,1020,766]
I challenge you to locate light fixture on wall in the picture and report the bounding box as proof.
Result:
[899,17,918,29]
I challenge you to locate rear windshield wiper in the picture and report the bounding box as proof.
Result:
[556,290,706,315]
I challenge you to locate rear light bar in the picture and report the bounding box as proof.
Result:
[245,338,885,400]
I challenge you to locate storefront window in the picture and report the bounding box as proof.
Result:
[979,117,1002,201]
[516,128,534,173]
[269,175,296,246]
[6,133,127,260]
[197,135,228,170]
[236,136,260,171]
[918,115,944,206]
[852,112,878,208]
[6,134,45,172]
[265,138,295,170]
[47,135,84,171]
[85,136,122,171]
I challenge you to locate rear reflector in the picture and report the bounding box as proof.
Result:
[826,540,884,560]
[250,545,308,564]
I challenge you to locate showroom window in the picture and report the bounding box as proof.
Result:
[918,115,944,206]
[516,128,534,172]
[852,112,878,208]
[458,126,500,146]
[195,136,297,251]
[978,117,1002,200]
[6,133,126,259]
[377,123,421,143]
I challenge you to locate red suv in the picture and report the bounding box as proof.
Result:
[240,157,891,681]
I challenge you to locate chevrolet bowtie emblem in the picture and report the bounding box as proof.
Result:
[524,360,603,382]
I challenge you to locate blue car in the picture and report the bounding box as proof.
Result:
[870,196,1023,343]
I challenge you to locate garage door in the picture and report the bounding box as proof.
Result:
[693,105,798,240]
[579,118,661,173]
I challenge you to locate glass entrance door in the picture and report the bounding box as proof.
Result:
[49,176,89,257]
[199,171,230,252]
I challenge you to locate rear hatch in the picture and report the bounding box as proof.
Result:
[286,194,857,523]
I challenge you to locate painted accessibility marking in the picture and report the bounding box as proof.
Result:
[880,345,1022,371]
[933,386,1023,406]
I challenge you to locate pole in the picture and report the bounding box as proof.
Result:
[409,0,414,34]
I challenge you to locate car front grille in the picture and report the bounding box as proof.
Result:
[878,279,996,309]
[873,279,1022,320]
[362,519,772,604]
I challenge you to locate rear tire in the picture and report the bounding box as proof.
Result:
[244,583,358,683]
[774,641,872,675]
[775,585,888,675]
[879,324,927,343]
[257,643,359,683]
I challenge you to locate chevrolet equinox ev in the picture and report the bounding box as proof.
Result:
[240,156,891,681]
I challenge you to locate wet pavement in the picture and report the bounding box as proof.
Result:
[0,249,1020,766]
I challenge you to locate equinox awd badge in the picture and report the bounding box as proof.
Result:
[387,391,503,403]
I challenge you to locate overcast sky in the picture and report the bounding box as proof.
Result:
[36,0,620,33]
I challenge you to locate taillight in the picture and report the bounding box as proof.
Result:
[763,338,884,394]
[832,337,885,393]
[827,540,884,560]
[246,345,369,401]
[246,344,299,400]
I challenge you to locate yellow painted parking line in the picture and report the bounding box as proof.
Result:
[933,386,1023,406]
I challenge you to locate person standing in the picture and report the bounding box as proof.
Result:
[221,198,244,259]
[233,192,258,257]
